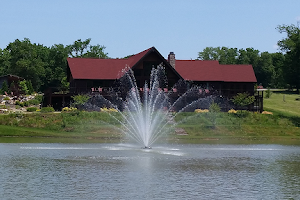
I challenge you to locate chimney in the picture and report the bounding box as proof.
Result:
[168,52,175,69]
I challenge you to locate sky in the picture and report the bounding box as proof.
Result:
[1,0,300,60]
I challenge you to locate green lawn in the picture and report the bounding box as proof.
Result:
[264,91,300,117]
[0,91,300,144]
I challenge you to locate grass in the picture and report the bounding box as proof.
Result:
[264,90,300,118]
[173,111,300,143]
[0,112,122,142]
[0,90,300,144]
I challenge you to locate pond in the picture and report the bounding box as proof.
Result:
[1,143,300,199]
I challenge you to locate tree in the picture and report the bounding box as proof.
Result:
[19,80,29,94]
[198,47,220,60]
[83,44,108,58]
[0,48,11,75]
[26,80,34,94]
[0,81,9,94]
[271,52,285,88]
[231,92,255,109]
[256,52,275,87]
[6,38,48,91]
[277,23,300,91]
[67,38,108,58]
[71,94,90,110]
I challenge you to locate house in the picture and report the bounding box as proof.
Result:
[44,47,259,110]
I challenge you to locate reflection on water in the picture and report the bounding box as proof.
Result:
[0,143,300,199]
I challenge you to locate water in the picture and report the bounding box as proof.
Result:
[1,143,300,199]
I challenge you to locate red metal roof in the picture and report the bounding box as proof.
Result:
[68,47,257,83]
[175,60,223,81]
[68,47,152,80]
[175,60,257,82]
[221,64,257,82]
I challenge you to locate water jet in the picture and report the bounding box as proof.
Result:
[83,65,225,148]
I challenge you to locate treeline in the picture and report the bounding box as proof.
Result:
[0,23,299,93]
[198,24,300,90]
[198,47,285,88]
[0,38,108,93]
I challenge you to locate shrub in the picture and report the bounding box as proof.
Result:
[228,109,237,114]
[236,110,250,118]
[34,95,43,103]
[0,105,7,109]
[23,101,29,107]
[62,107,78,112]
[194,109,209,113]
[231,92,255,109]
[100,107,118,112]
[19,80,29,94]
[209,102,221,113]
[41,106,55,113]
[72,94,90,109]
[15,100,20,105]
[27,107,37,112]
[3,96,10,100]
[28,99,40,105]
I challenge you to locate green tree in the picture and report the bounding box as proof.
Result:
[19,80,29,94]
[26,80,34,94]
[67,38,108,58]
[270,52,285,88]
[231,92,255,109]
[1,81,9,94]
[277,23,300,91]
[0,48,11,75]
[67,38,91,58]
[83,44,108,58]
[198,47,220,60]
[44,44,69,91]
[6,38,48,91]
[71,94,90,109]
[256,52,275,87]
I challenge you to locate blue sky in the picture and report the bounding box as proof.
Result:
[1,0,300,59]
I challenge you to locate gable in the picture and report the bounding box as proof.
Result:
[68,47,183,81]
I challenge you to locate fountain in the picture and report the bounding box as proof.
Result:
[84,65,226,148]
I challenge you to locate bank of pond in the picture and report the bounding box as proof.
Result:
[0,110,299,144]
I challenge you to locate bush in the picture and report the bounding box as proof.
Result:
[26,107,37,112]
[72,94,90,108]
[28,99,40,105]
[100,107,118,112]
[228,109,237,114]
[3,96,10,100]
[0,105,7,109]
[236,110,251,118]
[62,107,78,112]
[231,92,255,109]
[33,95,43,103]
[209,102,221,113]
[41,107,55,113]
[194,109,209,113]
[23,101,29,107]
